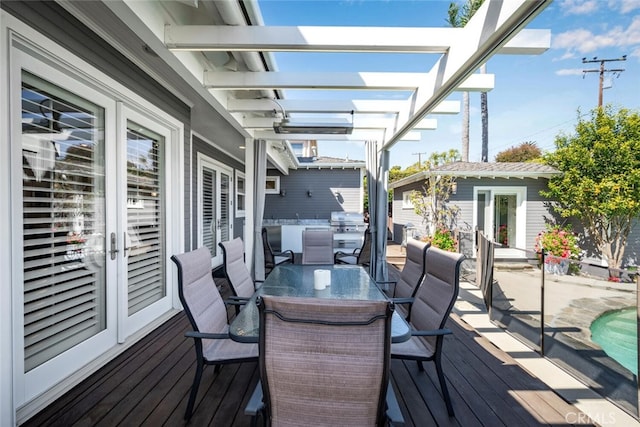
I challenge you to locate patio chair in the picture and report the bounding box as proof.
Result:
[171,247,258,421]
[334,226,371,267]
[245,295,404,426]
[378,238,429,319]
[390,246,465,417]
[301,228,334,265]
[219,237,263,314]
[262,227,294,276]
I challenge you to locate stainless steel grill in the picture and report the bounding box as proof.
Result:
[330,212,367,251]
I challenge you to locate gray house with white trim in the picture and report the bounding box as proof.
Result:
[390,162,560,259]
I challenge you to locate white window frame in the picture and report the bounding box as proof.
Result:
[402,191,414,209]
[265,175,280,194]
[235,170,246,217]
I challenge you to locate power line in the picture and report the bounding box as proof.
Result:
[582,55,626,107]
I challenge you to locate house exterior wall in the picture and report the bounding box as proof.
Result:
[264,168,363,220]
[391,176,551,254]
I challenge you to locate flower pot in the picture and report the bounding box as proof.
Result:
[544,258,569,275]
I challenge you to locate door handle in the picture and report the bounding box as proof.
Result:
[109,232,119,260]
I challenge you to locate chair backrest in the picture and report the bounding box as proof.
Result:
[171,247,229,333]
[301,229,334,264]
[356,227,372,265]
[219,237,255,299]
[410,246,465,351]
[262,227,276,269]
[257,295,393,426]
[393,238,429,299]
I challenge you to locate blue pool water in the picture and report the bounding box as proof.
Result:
[590,308,638,375]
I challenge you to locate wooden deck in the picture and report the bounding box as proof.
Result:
[23,275,594,426]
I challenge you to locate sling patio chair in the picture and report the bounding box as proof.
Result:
[378,238,429,320]
[219,237,263,315]
[171,247,258,421]
[390,246,465,417]
[262,227,294,276]
[301,228,335,265]
[334,226,371,267]
[245,295,404,426]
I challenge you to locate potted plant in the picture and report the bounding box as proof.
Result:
[534,224,581,275]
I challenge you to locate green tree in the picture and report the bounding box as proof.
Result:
[541,105,640,274]
[446,0,485,162]
[495,141,542,162]
[409,150,461,235]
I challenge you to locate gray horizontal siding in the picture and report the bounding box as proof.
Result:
[264,168,362,220]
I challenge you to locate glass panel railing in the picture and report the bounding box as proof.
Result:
[475,230,639,418]
[490,247,543,352]
[542,257,638,416]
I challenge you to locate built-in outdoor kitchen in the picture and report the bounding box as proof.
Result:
[262,155,367,254]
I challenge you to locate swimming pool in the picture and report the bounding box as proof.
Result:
[590,307,638,375]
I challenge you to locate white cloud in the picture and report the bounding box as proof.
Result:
[553,16,640,54]
[609,0,640,13]
[559,0,599,15]
[556,68,584,76]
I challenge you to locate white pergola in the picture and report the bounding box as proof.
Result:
[61,0,552,278]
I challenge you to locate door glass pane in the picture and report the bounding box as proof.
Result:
[202,166,216,257]
[494,194,517,248]
[126,122,165,315]
[21,72,106,371]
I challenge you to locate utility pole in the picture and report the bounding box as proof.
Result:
[582,55,626,107]
[412,152,427,167]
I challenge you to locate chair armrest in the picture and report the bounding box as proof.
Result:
[244,381,265,416]
[375,280,397,294]
[385,381,405,426]
[275,249,294,261]
[224,296,250,307]
[185,331,229,340]
[411,328,452,337]
[390,297,414,306]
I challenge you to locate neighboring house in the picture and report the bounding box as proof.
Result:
[264,155,365,220]
[390,162,559,259]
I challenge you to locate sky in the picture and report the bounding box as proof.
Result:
[258,0,640,169]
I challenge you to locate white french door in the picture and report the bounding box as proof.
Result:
[16,60,118,404]
[474,187,527,257]
[117,106,173,341]
[13,48,180,406]
[197,154,233,267]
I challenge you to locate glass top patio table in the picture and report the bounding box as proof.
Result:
[228,264,411,343]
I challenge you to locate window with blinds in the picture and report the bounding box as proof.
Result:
[21,72,106,372]
[201,166,216,257]
[126,122,166,316]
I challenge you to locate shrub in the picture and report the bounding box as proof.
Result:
[421,228,458,252]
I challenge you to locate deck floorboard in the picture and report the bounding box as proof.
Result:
[22,276,594,426]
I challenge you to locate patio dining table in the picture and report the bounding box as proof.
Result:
[228,263,411,343]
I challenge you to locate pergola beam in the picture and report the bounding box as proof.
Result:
[382,0,552,151]
[203,71,494,92]
[227,98,460,115]
[166,25,549,55]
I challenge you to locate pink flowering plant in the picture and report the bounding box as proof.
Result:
[534,224,581,263]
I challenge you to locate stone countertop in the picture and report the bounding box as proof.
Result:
[263,219,330,226]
